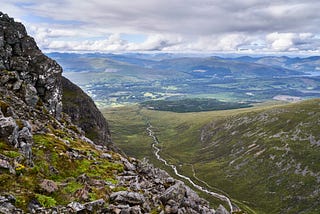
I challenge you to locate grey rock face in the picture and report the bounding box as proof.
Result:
[0,154,15,174]
[0,12,62,118]
[24,84,39,107]
[0,116,17,139]
[83,199,105,212]
[0,106,34,165]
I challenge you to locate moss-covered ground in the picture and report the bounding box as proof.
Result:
[0,127,124,211]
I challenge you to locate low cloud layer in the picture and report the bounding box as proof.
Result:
[1,0,320,54]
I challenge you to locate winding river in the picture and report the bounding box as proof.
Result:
[146,123,235,213]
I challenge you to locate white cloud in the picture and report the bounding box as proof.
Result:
[128,34,183,51]
[41,34,182,52]
[1,0,320,53]
[45,34,128,52]
[266,33,295,51]
[266,32,320,52]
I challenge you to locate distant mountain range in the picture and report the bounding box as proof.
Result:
[49,52,320,77]
[48,52,320,108]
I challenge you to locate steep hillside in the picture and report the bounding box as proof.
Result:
[104,100,320,214]
[61,76,112,146]
[0,12,221,213]
[194,99,320,213]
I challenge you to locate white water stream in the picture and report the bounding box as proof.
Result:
[146,124,234,213]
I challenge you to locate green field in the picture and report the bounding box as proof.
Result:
[102,99,320,214]
[141,98,252,113]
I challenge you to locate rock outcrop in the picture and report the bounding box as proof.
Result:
[0,12,226,214]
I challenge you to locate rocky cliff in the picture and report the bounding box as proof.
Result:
[0,12,61,118]
[0,12,225,213]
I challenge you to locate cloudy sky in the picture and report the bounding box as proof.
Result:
[1,0,320,54]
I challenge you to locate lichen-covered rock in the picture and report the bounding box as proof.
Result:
[0,155,15,174]
[39,179,58,194]
[83,199,105,212]
[67,201,85,212]
[110,191,146,206]
[0,116,17,139]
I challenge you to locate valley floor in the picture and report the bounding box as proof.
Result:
[102,99,320,214]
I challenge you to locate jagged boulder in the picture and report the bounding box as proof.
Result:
[0,116,17,140]
[0,195,23,214]
[67,201,85,212]
[215,204,230,214]
[0,154,15,174]
[24,84,39,107]
[39,179,58,194]
[160,181,186,204]
[0,103,33,165]
[83,198,105,212]
[110,191,146,206]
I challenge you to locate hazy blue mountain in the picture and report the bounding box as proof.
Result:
[233,55,320,75]
[149,56,303,78]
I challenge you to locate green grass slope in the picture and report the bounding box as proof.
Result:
[103,99,320,214]
[0,121,124,211]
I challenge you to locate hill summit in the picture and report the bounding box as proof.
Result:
[0,12,224,213]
